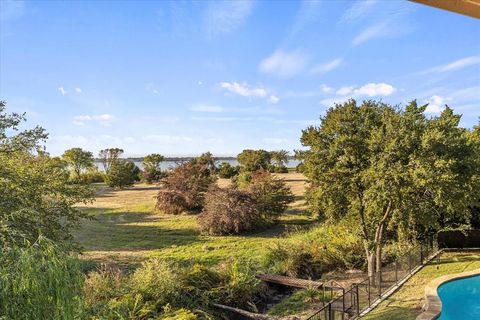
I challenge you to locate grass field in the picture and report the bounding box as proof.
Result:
[362,251,480,320]
[75,172,314,269]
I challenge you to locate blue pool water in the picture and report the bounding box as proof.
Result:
[438,274,480,319]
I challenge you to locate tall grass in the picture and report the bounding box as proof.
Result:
[0,237,84,319]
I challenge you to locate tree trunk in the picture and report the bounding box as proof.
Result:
[366,249,376,280]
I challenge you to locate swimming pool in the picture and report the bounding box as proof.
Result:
[437,274,480,319]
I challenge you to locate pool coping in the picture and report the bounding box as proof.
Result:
[416,268,480,320]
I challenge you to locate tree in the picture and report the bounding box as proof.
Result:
[156,161,217,214]
[198,186,261,235]
[62,147,95,179]
[142,153,165,183]
[0,102,93,248]
[191,152,217,173]
[99,148,124,173]
[104,160,140,189]
[298,100,479,278]
[217,162,238,179]
[246,170,294,221]
[269,150,289,173]
[237,149,271,172]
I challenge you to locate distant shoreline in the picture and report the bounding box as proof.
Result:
[94,156,297,162]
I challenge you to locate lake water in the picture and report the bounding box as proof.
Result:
[95,159,300,171]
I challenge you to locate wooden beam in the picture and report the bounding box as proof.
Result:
[410,0,480,19]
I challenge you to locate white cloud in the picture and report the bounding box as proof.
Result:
[425,95,447,114]
[320,84,333,93]
[424,56,480,74]
[220,81,267,97]
[341,0,377,22]
[269,95,280,104]
[320,82,396,106]
[259,49,309,78]
[353,83,395,96]
[204,0,254,37]
[73,114,114,126]
[58,86,67,96]
[263,138,288,144]
[75,87,82,93]
[190,105,224,113]
[336,86,354,95]
[352,21,389,45]
[320,97,350,107]
[310,58,343,75]
[50,135,89,145]
[198,81,203,86]
[141,135,193,143]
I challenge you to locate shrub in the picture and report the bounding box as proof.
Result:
[104,160,140,188]
[75,169,104,184]
[217,162,238,179]
[142,167,165,184]
[84,265,123,308]
[246,170,294,220]
[0,237,84,319]
[263,223,364,278]
[129,258,180,306]
[156,162,216,214]
[198,186,262,235]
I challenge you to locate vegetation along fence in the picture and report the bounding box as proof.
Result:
[306,240,439,320]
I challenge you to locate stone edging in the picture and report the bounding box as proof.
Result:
[416,268,480,320]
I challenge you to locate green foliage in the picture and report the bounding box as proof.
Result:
[104,160,140,189]
[142,153,165,184]
[62,147,95,179]
[263,223,364,278]
[237,149,271,172]
[217,162,238,178]
[99,148,124,173]
[77,168,105,184]
[246,170,294,221]
[156,161,217,214]
[129,258,181,306]
[190,152,217,174]
[298,99,480,275]
[0,237,84,319]
[269,150,289,173]
[0,106,94,248]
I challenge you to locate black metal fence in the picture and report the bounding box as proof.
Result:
[306,240,439,320]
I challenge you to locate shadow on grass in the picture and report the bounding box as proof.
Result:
[75,208,202,252]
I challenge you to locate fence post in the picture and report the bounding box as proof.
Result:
[356,284,360,316]
[395,260,398,284]
[368,278,371,307]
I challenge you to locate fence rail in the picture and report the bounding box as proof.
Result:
[306,239,439,320]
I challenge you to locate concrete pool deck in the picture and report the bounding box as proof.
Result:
[416,268,480,320]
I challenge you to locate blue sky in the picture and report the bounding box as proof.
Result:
[1,0,479,157]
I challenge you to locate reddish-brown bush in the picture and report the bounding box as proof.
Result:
[198,186,262,235]
[156,162,216,214]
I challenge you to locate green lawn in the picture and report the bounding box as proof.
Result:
[75,173,313,270]
[362,251,480,320]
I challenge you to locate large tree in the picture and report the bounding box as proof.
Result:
[0,102,93,248]
[298,100,479,278]
[99,148,124,173]
[62,147,95,179]
[237,149,271,172]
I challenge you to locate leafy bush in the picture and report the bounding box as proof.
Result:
[75,169,105,184]
[156,162,216,214]
[247,170,294,220]
[263,223,364,278]
[217,162,238,178]
[142,153,165,184]
[129,258,181,306]
[0,237,84,319]
[198,186,262,235]
[104,160,140,189]
[142,167,165,184]
[237,149,271,172]
[84,265,123,308]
